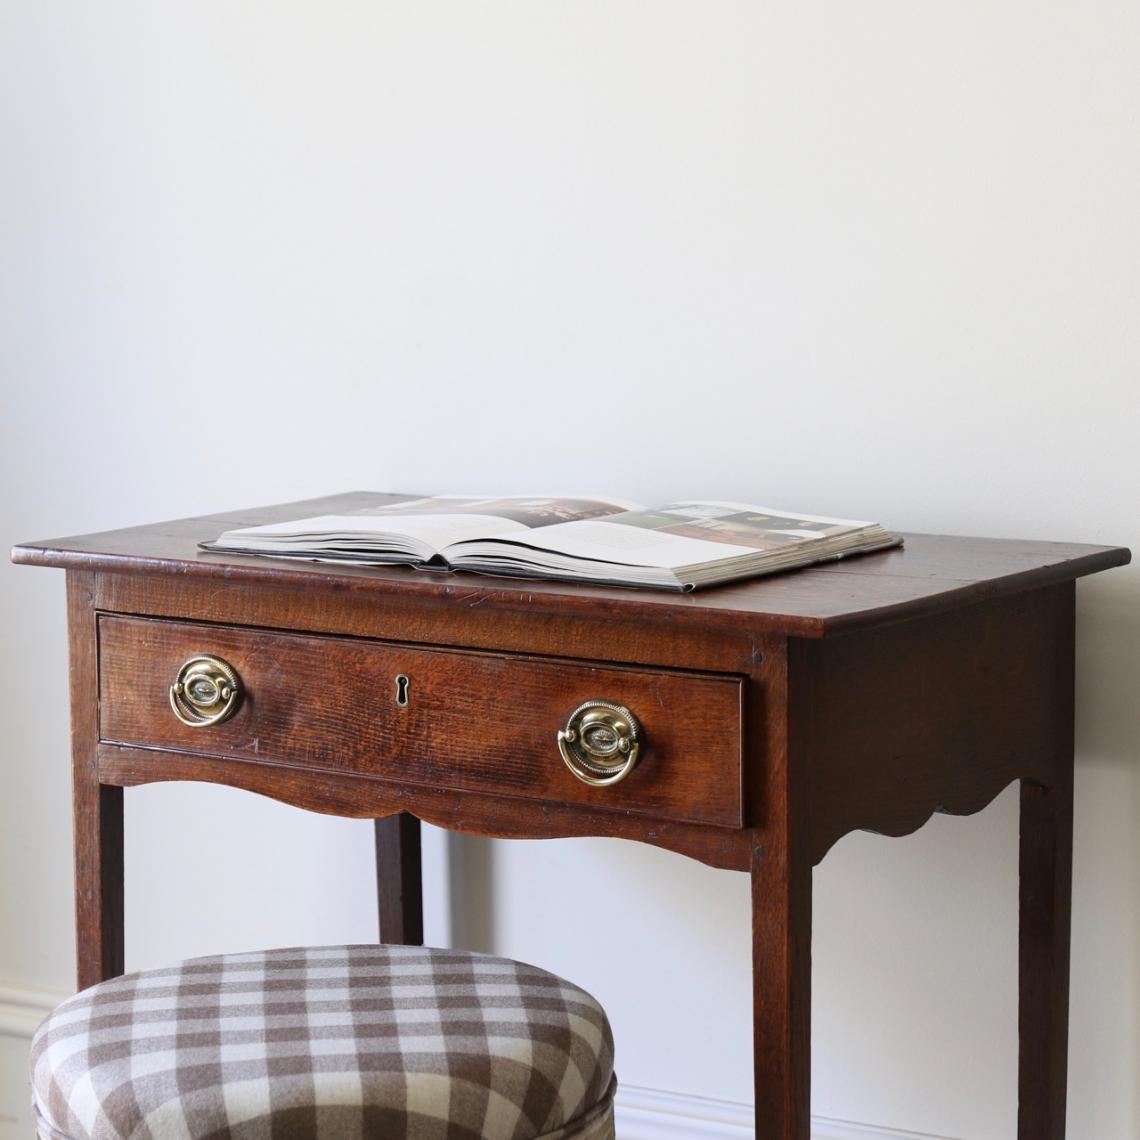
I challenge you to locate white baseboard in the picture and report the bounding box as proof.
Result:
[0,984,959,1140]
[0,983,68,1041]
[614,1084,962,1140]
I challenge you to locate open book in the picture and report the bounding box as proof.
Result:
[203,495,901,592]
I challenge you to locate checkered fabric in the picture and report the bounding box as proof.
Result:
[30,945,616,1140]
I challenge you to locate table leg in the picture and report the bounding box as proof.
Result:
[69,571,124,991]
[73,779,124,990]
[752,843,812,1140]
[1018,776,1073,1140]
[374,812,424,945]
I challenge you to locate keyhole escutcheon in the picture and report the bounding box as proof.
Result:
[395,674,410,707]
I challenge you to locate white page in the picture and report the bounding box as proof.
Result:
[660,501,874,531]
[222,513,527,550]
[219,495,641,553]
[456,519,754,570]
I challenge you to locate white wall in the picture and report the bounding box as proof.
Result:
[2,3,1137,1138]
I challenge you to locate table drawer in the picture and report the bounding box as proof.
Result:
[97,616,745,828]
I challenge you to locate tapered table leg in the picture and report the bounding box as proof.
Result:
[69,572,124,990]
[1018,776,1074,1139]
[73,782,124,990]
[374,812,424,945]
[752,842,812,1140]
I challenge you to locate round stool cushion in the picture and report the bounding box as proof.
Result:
[31,945,616,1140]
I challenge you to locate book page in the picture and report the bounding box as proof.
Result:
[207,495,639,561]
[347,495,638,529]
[445,502,879,571]
[228,513,530,550]
[448,518,755,570]
[595,502,868,551]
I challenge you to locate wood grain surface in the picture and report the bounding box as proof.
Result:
[68,572,124,991]
[98,614,746,828]
[793,583,1077,864]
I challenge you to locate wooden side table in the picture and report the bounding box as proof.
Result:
[13,493,1130,1139]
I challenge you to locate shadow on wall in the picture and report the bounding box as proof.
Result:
[448,833,496,952]
[1074,575,1140,769]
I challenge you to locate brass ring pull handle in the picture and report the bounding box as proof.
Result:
[169,655,243,728]
[557,700,641,787]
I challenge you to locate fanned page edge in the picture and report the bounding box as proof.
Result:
[200,496,641,562]
[195,495,899,593]
[446,532,903,592]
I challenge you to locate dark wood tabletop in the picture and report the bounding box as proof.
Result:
[11,491,1130,637]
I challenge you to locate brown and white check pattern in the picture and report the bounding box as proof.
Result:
[31,945,616,1140]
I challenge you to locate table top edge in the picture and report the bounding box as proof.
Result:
[11,531,1130,639]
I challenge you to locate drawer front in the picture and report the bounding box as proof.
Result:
[98,616,745,828]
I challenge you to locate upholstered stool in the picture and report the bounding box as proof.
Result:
[30,945,616,1140]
